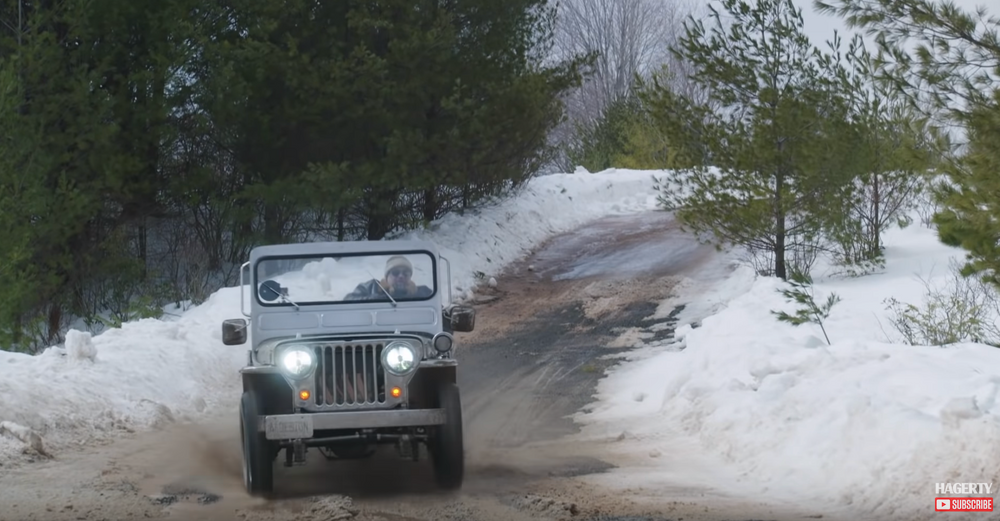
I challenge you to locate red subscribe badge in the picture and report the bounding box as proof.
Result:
[935,498,994,512]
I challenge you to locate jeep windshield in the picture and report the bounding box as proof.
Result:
[254,251,437,305]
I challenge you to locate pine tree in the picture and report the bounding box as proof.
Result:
[825,35,932,272]
[0,0,196,350]
[565,95,643,172]
[815,0,1000,287]
[644,0,859,279]
[934,96,1000,287]
[772,272,842,345]
[0,0,589,349]
[188,0,585,242]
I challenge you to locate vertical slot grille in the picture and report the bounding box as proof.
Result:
[313,343,386,406]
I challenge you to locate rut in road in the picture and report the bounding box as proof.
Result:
[0,211,838,521]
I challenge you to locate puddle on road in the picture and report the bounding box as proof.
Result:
[525,211,716,282]
[553,240,703,281]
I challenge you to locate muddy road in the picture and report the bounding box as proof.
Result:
[0,211,834,521]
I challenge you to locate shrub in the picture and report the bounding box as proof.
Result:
[883,260,1000,347]
[772,272,842,346]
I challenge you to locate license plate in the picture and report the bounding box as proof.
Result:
[264,414,314,440]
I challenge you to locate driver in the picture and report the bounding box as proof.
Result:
[344,255,433,300]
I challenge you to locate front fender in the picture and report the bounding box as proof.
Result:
[406,361,457,409]
[242,370,294,416]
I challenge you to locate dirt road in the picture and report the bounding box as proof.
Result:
[0,211,836,521]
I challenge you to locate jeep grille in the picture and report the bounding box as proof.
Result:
[313,343,387,407]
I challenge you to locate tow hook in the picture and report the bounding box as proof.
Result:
[285,439,307,466]
[396,434,419,461]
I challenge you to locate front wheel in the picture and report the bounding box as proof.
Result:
[429,382,464,489]
[240,391,274,496]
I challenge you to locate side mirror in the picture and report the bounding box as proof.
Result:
[449,305,476,333]
[222,318,248,345]
[258,279,283,302]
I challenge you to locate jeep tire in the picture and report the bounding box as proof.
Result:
[430,382,464,489]
[240,391,274,496]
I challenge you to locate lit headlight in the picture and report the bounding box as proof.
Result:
[280,347,315,378]
[382,341,417,375]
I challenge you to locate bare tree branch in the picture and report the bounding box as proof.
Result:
[545,0,702,171]
[554,0,695,122]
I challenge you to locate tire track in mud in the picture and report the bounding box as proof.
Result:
[0,211,832,521]
[354,211,831,521]
[453,219,687,451]
[458,288,685,457]
[343,211,706,521]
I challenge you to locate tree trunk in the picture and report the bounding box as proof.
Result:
[423,187,437,223]
[46,301,62,346]
[337,208,346,241]
[870,171,881,258]
[138,219,148,281]
[263,202,282,244]
[366,212,392,240]
[773,172,787,280]
[365,189,397,240]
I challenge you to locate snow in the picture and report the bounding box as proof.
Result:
[573,218,1000,521]
[391,168,662,302]
[0,287,247,462]
[0,168,660,464]
[63,330,97,362]
[2,164,997,520]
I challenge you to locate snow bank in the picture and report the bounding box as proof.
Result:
[575,219,1000,520]
[0,287,248,462]
[0,168,661,464]
[394,168,660,301]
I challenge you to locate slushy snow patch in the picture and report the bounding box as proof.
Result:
[0,168,660,465]
[574,217,1000,521]
[0,421,48,457]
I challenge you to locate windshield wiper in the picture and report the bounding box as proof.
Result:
[279,291,300,310]
[367,269,397,307]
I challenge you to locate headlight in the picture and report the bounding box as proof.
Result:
[382,341,417,375]
[432,332,454,353]
[280,347,315,378]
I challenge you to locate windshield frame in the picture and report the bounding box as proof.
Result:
[252,248,439,307]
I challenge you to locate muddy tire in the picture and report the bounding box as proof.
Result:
[430,382,464,490]
[240,391,274,496]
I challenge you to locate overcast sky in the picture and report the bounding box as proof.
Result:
[790,0,990,143]
[793,0,993,53]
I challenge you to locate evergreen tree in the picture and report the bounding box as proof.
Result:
[815,0,1000,287]
[0,0,588,350]
[644,0,859,279]
[0,0,195,350]
[188,0,585,242]
[826,35,932,271]
[933,96,1000,287]
[564,95,643,172]
[0,63,42,351]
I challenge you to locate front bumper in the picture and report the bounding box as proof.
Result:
[260,409,446,440]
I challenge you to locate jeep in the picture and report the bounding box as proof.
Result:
[221,239,475,496]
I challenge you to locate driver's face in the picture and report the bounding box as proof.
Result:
[387,267,412,291]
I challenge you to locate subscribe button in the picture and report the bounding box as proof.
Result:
[935,498,994,512]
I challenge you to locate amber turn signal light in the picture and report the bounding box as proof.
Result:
[299,390,311,401]
[390,387,402,398]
